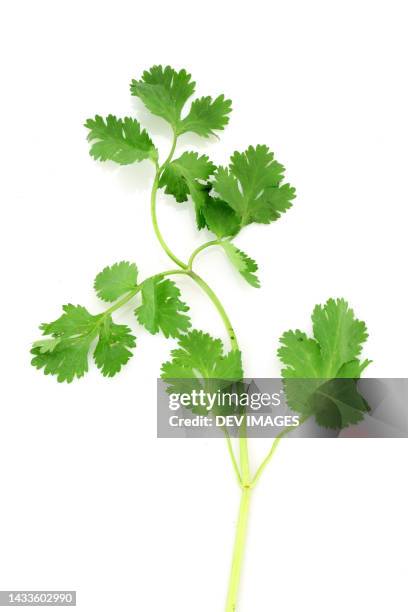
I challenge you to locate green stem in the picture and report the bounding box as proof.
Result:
[224,410,251,612]
[159,129,177,172]
[150,130,188,270]
[223,428,242,486]
[225,486,252,612]
[251,415,309,488]
[187,270,238,350]
[224,417,310,611]
[251,433,284,489]
[239,435,251,485]
[187,239,221,269]
[150,175,188,270]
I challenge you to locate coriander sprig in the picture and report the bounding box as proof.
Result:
[31,65,370,612]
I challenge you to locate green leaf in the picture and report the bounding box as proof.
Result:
[32,338,61,354]
[161,329,242,380]
[213,145,296,226]
[285,377,370,429]
[136,277,191,338]
[309,379,370,429]
[202,196,241,238]
[94,317,136,377]
[159,152,215,201]
[85,115,157,164]
[278,330,324,378]
[159,152,216,229]
[31,305,136,382]
[130,65,232,138]
[94,261,138,302]
[336,359,372,378]
[278,298,371,429]
[31,305,100,382]
[161,330,243,415]
[177,95,232,137]
[312,298,369,377]
[40,304,98,338]
[278,299,370,379]
[222,242,260,288]
[130,65,195,128]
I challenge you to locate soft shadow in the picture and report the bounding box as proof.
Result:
[94,158,155,193]
[129,97,222,152]
[177,132,218,151]
[129,98,173,140]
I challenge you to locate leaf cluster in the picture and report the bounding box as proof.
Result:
[83,65,297,290]
[31,263,192,382]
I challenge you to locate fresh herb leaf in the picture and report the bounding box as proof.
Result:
[85,115,157,164]
[161,330,243,416]
[94,261,138,302]
[31,305,135,382]
[32,338,61,354]
[159,152,216,202]
[31,305,100,382]
[159,152,216,229]
[214,145,296,226]
[161,329,242,380]
[177,95,232,137]
[336,359,372,377]
[202,196,241,238]
[312,298,369,377]
[278,331,323,378]
[278,298,370,379]
[39,304,98,337]
[222,242,260,288]
[307,378,370,429]
[130,65,195,128]
[278,298,371,428]
[136,276,191,338]
[130,66,231,139]
[94,317,136,377]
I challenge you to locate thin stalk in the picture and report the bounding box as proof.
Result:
[103,288,139,316]
[251,415,309,488]
[150,130,188,270]
[251,435,283,489]
[159,129,177,172]
[150,175,188,270]
[223,428,242,486]
[187,270,238,350]
[225,486,252,612]
[224,414,251,612]
[187,239,221,269]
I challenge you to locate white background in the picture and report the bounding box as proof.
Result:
[1,1,407,610]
